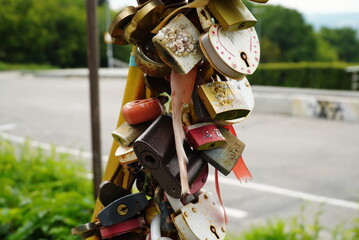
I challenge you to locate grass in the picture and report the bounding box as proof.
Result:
[0,62,55,71]
[0,138,93,240]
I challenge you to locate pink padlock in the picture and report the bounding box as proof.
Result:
[100,216,146,239]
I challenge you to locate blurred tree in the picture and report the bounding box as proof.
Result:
[314,33,339,62]
[319,27,359,62]
[0,0,87,67]
[255,5,317,62]
[259,37,281,62]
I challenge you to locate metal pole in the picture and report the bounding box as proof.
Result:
[105,0,114,68]
[86,0,102,200]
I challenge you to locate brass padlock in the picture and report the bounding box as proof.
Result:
[191,87,212,123]
[135,39,172,78]
[111,121,150,146]
[197,78,251,121]
[133,115,208,198]
[207,0,256,31]
[200,127,245,175]
[108,6,137,45]
[152,13,203,74]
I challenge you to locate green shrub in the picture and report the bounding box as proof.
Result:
[0,138,94,240]
[250,62,357,90]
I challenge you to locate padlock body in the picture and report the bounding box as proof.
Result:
[185,122,226,150]
[100,217,145,239]
[200,127,245,175]
[208,0,257,31]
[172,191,226,240]
[198,81,250,121]
[133,115,208,198]
[112,121,149,146]
[122,98,162,125]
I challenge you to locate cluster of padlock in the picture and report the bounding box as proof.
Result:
[72,0,268,239]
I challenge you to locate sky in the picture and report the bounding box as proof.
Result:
[109,0,359,14]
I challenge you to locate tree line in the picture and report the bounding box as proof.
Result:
[0,0,358,68]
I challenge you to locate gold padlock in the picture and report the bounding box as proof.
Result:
[124,0,166,44]
[207,0,257,31]
[197,77,250,121]
[108,6,137,45]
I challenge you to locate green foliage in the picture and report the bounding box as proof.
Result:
[0,138,94,240]
[255,5,317,62]
[228,205,359,240]
[0,62,55,71]
[0,0,87,68]
[251,62,355,90]
[320,27,359,62]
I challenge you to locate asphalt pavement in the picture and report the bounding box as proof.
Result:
[0,70,358,237]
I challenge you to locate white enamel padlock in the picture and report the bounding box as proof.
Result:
[166,191,226,240]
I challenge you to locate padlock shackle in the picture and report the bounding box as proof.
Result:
[151,214,174,240]
[165,192,183,213]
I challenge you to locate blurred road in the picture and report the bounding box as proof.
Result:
[0,70,358,236]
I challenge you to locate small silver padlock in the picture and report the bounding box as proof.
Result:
[166,191,226,240]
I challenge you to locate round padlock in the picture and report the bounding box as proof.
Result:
[200,25,260,79]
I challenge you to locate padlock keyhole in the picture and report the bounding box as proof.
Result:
[240,52,250,67]
[210,225,220,239]
[144,155,156,166]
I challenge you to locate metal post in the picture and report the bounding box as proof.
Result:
[86,0,102,200]
[105,0,114,68]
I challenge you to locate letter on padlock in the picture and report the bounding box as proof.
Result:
[185,122,226,150]
[122,98,163,125]
[133,115,208,198]
[200,127,245,175]
[166,191,226,240]
[98,193,149,227]
[207,0,257,31]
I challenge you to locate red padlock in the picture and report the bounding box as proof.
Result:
[185,122,226,151]
[122,98,163,125]
[100,216,146,239]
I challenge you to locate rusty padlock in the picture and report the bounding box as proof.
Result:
[133,115,208,198]
[200,127,245,175]
[166,191,226,240]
